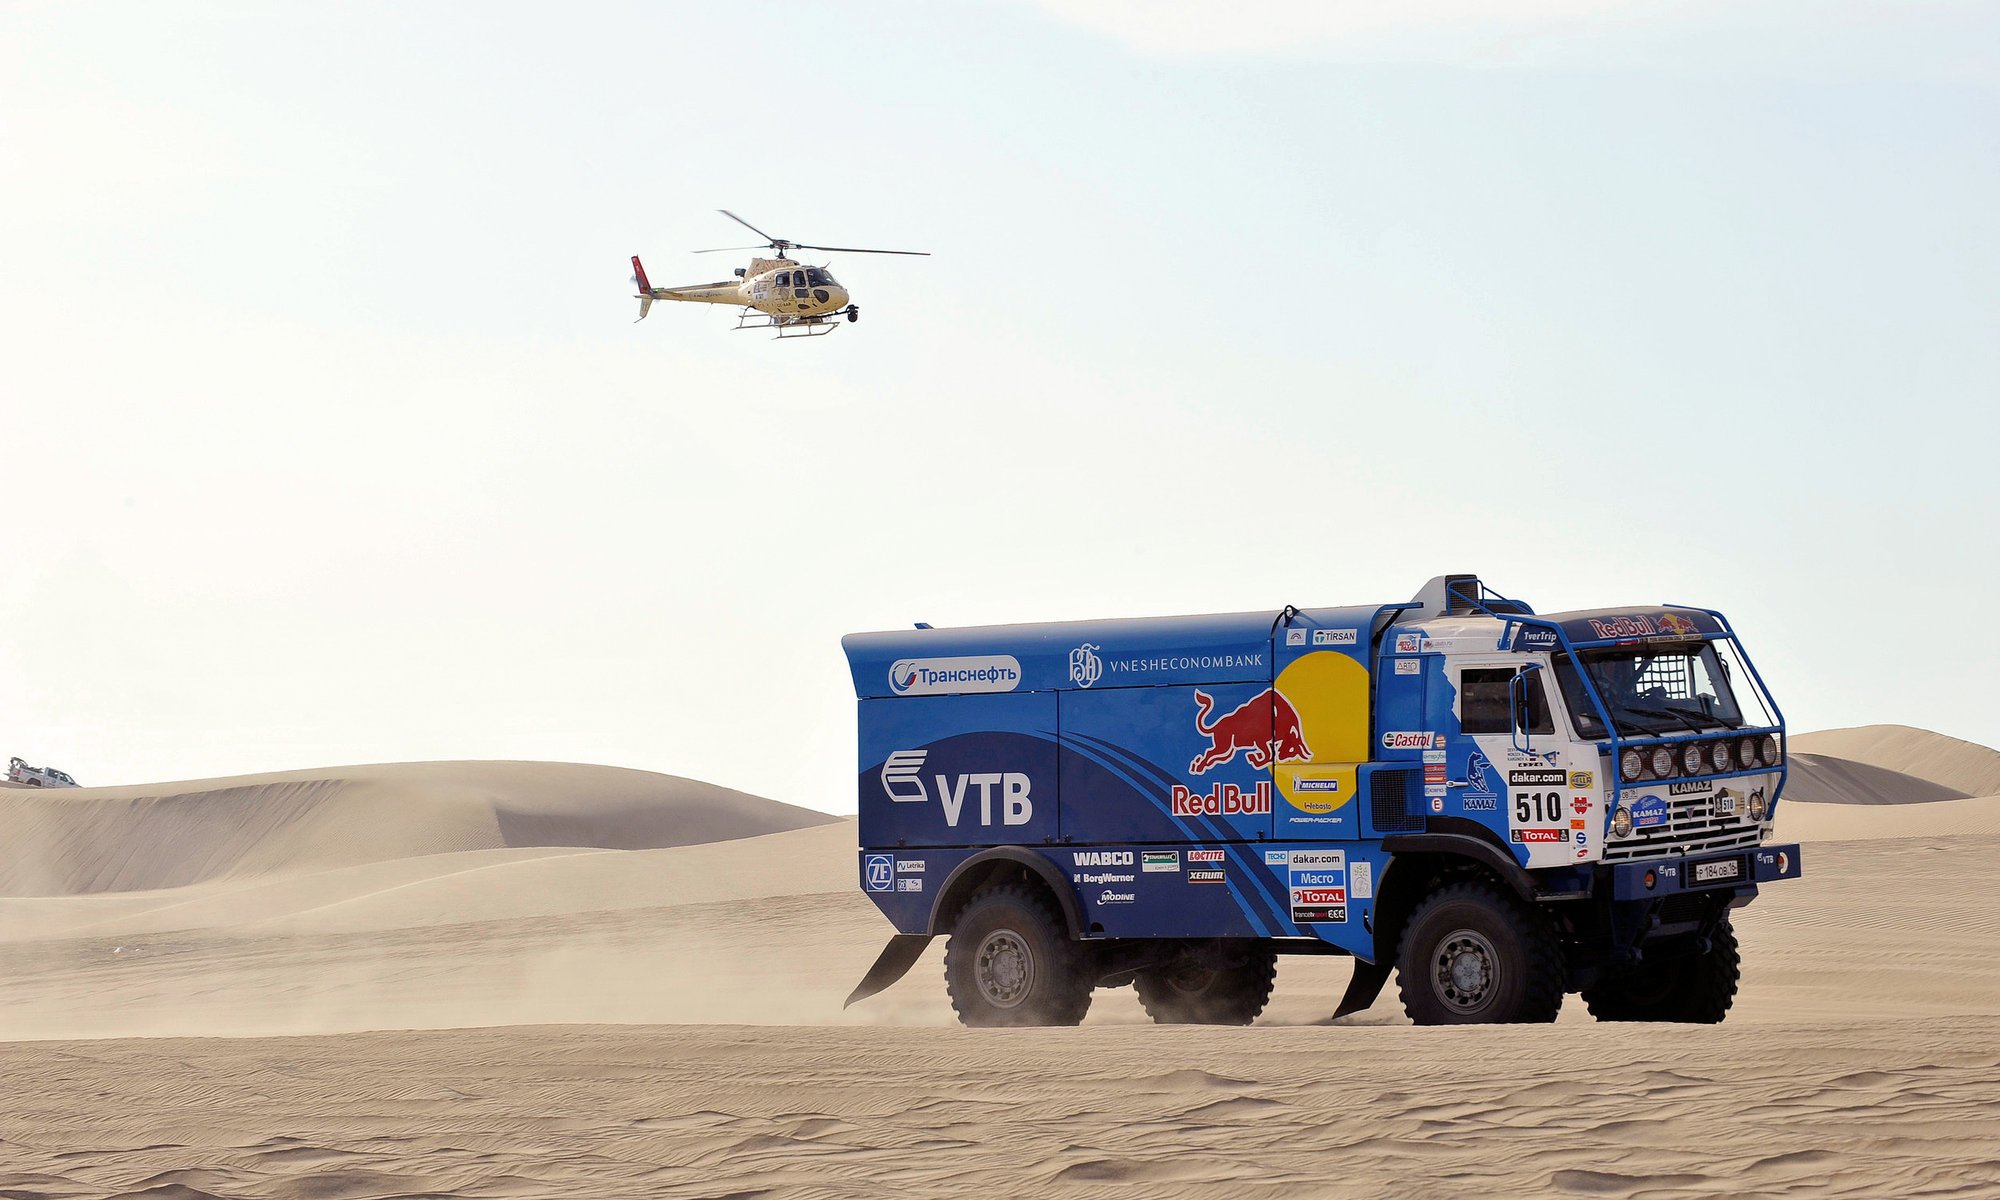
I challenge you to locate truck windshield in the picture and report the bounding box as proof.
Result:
[1552,642,1748,739]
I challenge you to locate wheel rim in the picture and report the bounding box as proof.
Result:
[975,930,1035,1008]
[1432,928,1501,1014]
[1164,963,1217,997]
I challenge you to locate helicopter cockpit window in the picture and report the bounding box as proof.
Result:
[775,271,791,286]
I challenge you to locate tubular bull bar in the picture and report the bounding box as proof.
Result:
[1602,841,1803,902]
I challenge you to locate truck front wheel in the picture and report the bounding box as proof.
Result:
[944,883,1092,1027]
[1583,918,1740,1023]
[1134,944,1277,1025]
[1396,881,1564,1025]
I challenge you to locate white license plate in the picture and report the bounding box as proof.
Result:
[1693,859,1742,883]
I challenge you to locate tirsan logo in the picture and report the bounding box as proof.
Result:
[887,655,1022,696]
[1068,643,1102,688]
[1381,731,1440,750]
[1190,688,1310,775]
[1074,850,1134,867]
[1171,781,1274,817]
[880,749,1034,827]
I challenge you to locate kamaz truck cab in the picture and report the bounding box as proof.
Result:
[841,575,1801,1027]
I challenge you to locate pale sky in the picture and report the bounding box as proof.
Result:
[2,1,1995,812]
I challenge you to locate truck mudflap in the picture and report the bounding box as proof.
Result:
[844,934,935,1009]
[1605,842,1802,901]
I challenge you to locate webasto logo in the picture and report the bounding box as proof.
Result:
[887,655,1022,696]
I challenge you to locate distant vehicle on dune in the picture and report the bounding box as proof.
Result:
[8,757,78,788]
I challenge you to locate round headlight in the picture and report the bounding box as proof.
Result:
[1611,806,1634,837]
[1620,748,1644,783]
[1649,746,1675,779]
[1738,735,1761,769]
[1682,742,1706,775]
[1749,788,1769,821]
[1710,741,1734,773]
[1760,734,1780,768]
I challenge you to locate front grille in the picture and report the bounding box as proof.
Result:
[1604,790,1763,862]
[1369,768,1424,834]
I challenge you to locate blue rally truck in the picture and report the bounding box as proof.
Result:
[841,575,1803,1026]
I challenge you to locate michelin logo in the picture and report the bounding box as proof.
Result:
[888,655,1022,696]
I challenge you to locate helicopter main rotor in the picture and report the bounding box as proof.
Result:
[692,209,930,258]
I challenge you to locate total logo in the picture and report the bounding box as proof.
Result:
[1171,781,1274,817]
[1190,689,1311,775]
[879,748,1034,827]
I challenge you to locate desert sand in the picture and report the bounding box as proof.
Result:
[2,728,1997,1198]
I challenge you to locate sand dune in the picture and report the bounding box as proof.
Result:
[4,737,1999,1197]
[1790,723,2000,798]
[0,760,838,897]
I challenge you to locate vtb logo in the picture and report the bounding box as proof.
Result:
[1189,688,1312,775]
[880,748,1033,827]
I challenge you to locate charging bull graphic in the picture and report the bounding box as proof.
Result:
[1190,688,1313,774]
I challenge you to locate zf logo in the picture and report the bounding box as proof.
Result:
[864,854,894,892]
[880,749,1034,827]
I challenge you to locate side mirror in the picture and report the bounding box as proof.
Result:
[1508,663,1546,756]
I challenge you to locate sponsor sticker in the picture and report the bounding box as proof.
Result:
[895,859,924,874]
[1187,849,1225,863]
[1313,628,1359,645]
[1511,828,1570,843]
[1571,819,1587,830]
[1075,872,1134,884]
[1068,643,1103,688]
[1097,890,1136,904]
[1172,781,1274,816]
[1669,780,1714,796]
[1632,795,1670,829]
[1425,783,1447,798]
[1350,860,1373,899]
[1395,659,1421,675]
[1074,850,1135,867]
[1463,794,1497,811]
[1714,789,1738,817]
[896,877,923,892]
[864,854,893,892]
[881,750,929,803]
[1423,748,1448,765]
[1572,797,1590,814]
[1424,763,1447,784]
[1393,632,1426,654]
[1188,869,1226,884]
[1285,628,1308,646]
[1264,850,1291,866]
[1293,778,1341,793]
[1381,731,1438,750]
[887,655,1022,696]
[1142,851,1181,873]
[1509,769,1567,787]
[1512,625,1560,651]
[1430,797,1444,813]
[1575,831,1588,846]
[1569,770,1595,789]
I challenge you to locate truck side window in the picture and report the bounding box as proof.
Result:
[1460,668,1554,735]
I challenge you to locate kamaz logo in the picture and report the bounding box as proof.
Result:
[879,749,1033,827]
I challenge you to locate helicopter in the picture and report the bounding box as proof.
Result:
[630,210,929,338]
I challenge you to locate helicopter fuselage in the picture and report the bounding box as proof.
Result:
[640,257,850,320]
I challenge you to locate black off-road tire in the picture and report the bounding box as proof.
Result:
[1134,944,1278,1026]
[1584,919,1740,1023]
[944,883,1092,1028]
[1396,880,1564,1025]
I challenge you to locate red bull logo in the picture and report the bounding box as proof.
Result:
[1171,781,1274,817]
[1189,688,1311,775]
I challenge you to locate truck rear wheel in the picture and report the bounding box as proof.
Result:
[1134,944,1277,1026]
[1583,918,1740,1023]
[944,883,1092,1027]
[1396,880,1563,1025]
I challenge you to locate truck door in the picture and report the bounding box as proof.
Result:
[1442,660,1572,866]
[1270,612,1373,840]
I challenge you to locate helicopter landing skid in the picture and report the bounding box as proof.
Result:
[736,309,839,339]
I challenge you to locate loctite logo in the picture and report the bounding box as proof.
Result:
[1187,849,1225,863]
[1170,781,1274,817]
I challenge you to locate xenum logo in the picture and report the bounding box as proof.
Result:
[887,655,1022,696]
[1068,643,1103,688]
[881,750,928,803]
